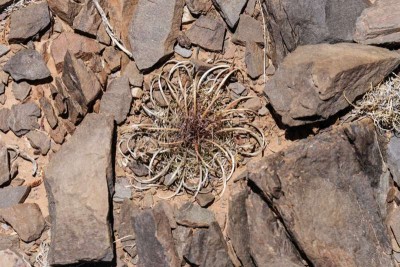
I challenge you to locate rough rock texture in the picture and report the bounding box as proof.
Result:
[39,97,58,129]
[133,208,180,267]
[185,15,226,52]
[212,0,247,28]
[176,202,216,227]
[0,44,10,58]
[3,49,51,82]
[47,0,84,26]
[0,203,45,242]
[245,42,263,79]
[7,103,41,136]
[388,135,400,185]
[128,0,184,70]
[26,131,51,155]
[44,113,115,265]
[73,0,102,37]
[186,0,211,15]
[0,249,30,267]
[0,186,30,209]
[265,43,400,126]
[118,199,138,257]
[247,120,394,266]
[263,0,370,65]
[0,108,10,133]
[8,2,51,43]
[0,0,13,11]
[0,143,9,186]
[11,81,31,101]
[100,77,132,124]
[122,61,143,87]
[231,14,263,46]
[354,0,400,45]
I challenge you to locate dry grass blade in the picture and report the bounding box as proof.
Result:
[119,61,266,198]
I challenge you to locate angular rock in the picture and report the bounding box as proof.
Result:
[245,42,263,79]
[0,44,10,58]
[7,102,40,136]
[26,131,51,155]
[51,32,103,73]
[11,81,31,101]
[0,108,10,133]
[8,2,51,43]
[128,0,184,70]
[186,15,226,52]
[0,234,19,251]
[174,44,192,58]
[265,43,400,126]
[247,120,393,266]
[103,47,121,72]
[113,178,132,203]
[0,186,30,209]
[44,113,115,265]
[212,0,247,28]
[122,61,143,87]
[263,0,369,65]
[173,225,192,265]
[185,0,211,15]
[47,0,84,26]
[39,97,58,129]
[131,87,143,99]
[184,222,233,266]
[0,249,30,267]
[195,193,215,207]
[4,49,51,82]
[118,199,139,257]
[62,51,102,106]
[0,0,13,11]
[73,0,102,37]
[0,144,9,186]
[100,77,132,124]
[354,0,400,45]
[133,208,180,267]
[388,135,400,185]
[0,203,45,242]
[176,202,216,227]
[154,201,177,229]
[232,14,264,46]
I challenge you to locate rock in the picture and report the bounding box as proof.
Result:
[44,113,115,265]
[129,160,148,177]
[131,87,143,99]
[388,135,400,185]
[263,0,369,66]
[184,222,233,266]
[0,44,10,58]
[195,193,215,207]
[100,77,132,124]
[265,43,400,126]
[62,51,102,106]
[118,199,139,257]
[122,61,143,87]
[0,249,30,267]
[128,0,184,70]
[0,186,30,209]
[103,47,121,72]
[173,225,192,265]
[8,2,51,43]
[39,97,58,129]
[244,0,256,15]
[355,0,400,45]
[0,0,13,11]
[0,144,9,186]
[26,131,51,155]
[0,83,4,94]
[113,178,132,203]
[73,0,102,37]
[8,102,41,136]
[247,120,393,266]
[185,15,226,52]
[185,0,211,15]
[133,208,180,267]
[11,81,31,101]
[154,201,177,229]
[0,108,10,133]
[174,44,192,58]
[212,0,248,28]
[47,0,84,26]
[182,6,196,24]
[176,202,216,227]
[242,97,262,112]
[232,14,264,46]
[387,206,400,249]
[0,203,45,242]
[0,94,6,105]
[3,49,51,82]
[245,42,263,79]
[50,125,67,145]
[0,234,19,251]
[177,33,192,48]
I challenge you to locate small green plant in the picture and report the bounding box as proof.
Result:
[119,61,265,198]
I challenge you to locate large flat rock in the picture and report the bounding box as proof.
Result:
[265,43,400,126]
[247,120,394,266]
[44,113,115,265]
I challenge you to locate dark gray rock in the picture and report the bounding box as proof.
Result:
[388,135,400,185]
[47,0,84,26]
[0,108,10,133]
[129,160,148,177]
[73,0,102,37]
[128,0,184,70]
[174,44,192,58]
[4,49,51,82]
[186,15,226,52]
[113,178,132,203]
[133,208,180,267]
[354,0,400,45]
[212,0,247,28]
[0,186,30,209]
[173,225,192,265]
[0,144,9,186]
[122,61,143,87]
[232,14,263,46]
[39,97,58,129]
[26,131,51,156]
[263,0,369,66]
[8,2,51,43]
[44,113,115,265]
[247,120,393,266]
[195,193,215,207]
[154,201,177,229]
[265,43,400,126]
[176,202,216,227]
[0,249,30,267]
[118,199,139,257]
[8,102,41,136]
[245,42,263,79]
[100,77,132,124]
[11,81,31,101]
[0,203,45,242]
[0,44,10,58]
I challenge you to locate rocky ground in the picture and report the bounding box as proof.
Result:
[0,0,399,267]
